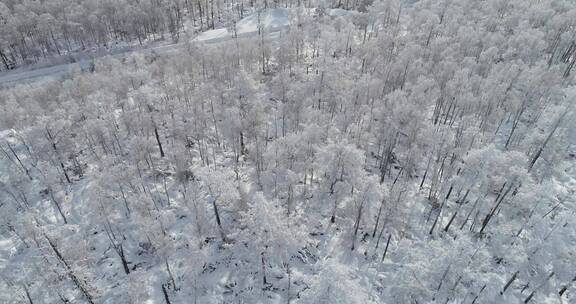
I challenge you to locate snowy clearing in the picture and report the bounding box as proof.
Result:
[195,8,291,42]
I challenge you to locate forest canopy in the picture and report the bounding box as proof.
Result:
[0,0,575,303]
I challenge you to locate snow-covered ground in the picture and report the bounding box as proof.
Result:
[195,8,290,42]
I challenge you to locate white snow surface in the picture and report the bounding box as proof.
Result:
[195,8,290,42]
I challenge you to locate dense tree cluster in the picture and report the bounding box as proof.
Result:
[0,0,575,303]
[0,0,192,69]
[0,0,374,70]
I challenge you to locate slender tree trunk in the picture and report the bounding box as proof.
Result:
[372,198,386,237]
[166,258,177,290]
[286,262,291,304]
[212,199,226,241]
[381,234,391,263]
[118,244,130,275]
[559,274,576,296]
[49,190,68,224]
[351,200,365,251]
[163,175,171,206]
[480,182,515,234]
[44,234,95,304]
[154,127,165,158]
[45,128,71,184]
[119,184,131,217]
[261,252,268,287]
[162,283,172,304]
[5,143,32,180]
[0,49,11,70]
[528,110,569,171]
[501,271,519,294]
[22,284,34,304]
[471,284,486,304]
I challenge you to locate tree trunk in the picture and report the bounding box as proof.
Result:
[372,198,386,237]
[49,190,68,224]
[480,182,515,234]
[261,252,268,287]
[162,283,172,304]
[0,49,11,70]
[212,199,226,241]
[118,244,130,275]
[119,184,131,217]
[45,128,71,184]
[22,284,34,304]
[5,143,32,180]
[44,234,95,304]
[528,109,569,171]
[351,200,365,251]
[559,274,576,296]
[286,262,291,304]
[471,284,486,304]
[501,271,519,294]
[166,258,177,291]
[381,234,391,263]
[154,127,165,158]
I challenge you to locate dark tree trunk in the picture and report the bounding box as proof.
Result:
[154,127,165,158]
[261,252,268,287]
[118,244,130,275]
[559,274,576,296]
[212,199,226,241]
[528,110,568,171]
[0,49,12,70]
[162,284,172,304]
[22,284,34,304]
[501,271,519,295]
[49,190,68,224]
[45,128,71,184]
[44,234,95,304]
[381,234,391,262]
[351,200,365,251]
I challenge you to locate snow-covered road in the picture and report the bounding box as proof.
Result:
[0,9,290,87]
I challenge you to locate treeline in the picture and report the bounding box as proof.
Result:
[0,0,575,303]
[0,0,187,69]
[0,0,373,70]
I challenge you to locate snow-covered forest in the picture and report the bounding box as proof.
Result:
[1,0,576,303]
